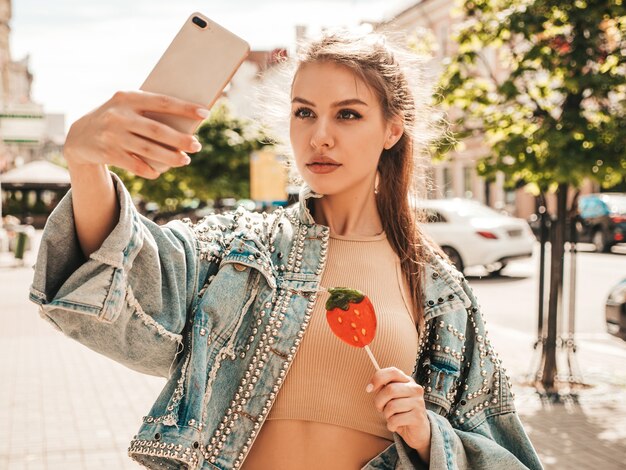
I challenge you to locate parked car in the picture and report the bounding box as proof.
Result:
[606,278,626,340]
[577,193,626,252]
[416,198,536,275]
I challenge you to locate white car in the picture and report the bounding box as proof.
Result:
[415,198,536,275]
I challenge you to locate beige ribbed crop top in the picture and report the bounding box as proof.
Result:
[266,231,419,441]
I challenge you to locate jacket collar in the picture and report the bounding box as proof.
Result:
[421,255,473,320]
[297,183,324,225]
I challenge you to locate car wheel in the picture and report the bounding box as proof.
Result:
[592,230,609,253]
[442,246,464,274]
[487,262,508,276]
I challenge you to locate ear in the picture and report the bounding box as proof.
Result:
[384,116,404,150]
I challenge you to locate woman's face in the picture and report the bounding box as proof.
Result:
[289,61,401,196]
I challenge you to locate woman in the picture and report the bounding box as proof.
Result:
[30,31,543,469]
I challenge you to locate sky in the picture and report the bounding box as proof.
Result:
[10,0,414,131]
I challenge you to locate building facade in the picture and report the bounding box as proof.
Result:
[372,0,540,217]
[0,0,65,172]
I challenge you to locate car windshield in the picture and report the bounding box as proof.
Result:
[449,202,504,219]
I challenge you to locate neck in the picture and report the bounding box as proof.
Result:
[310,181,384,237]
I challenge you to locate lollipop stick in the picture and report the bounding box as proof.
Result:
[364,345,380,371]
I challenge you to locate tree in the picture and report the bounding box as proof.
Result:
[437,0,626,396]
[113,102,268,212]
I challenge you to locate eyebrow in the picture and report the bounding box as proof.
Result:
[291,97,369,107]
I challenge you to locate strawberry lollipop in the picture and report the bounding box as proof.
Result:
[325,287,380,370]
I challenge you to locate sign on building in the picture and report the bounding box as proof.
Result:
[250,147,288,204]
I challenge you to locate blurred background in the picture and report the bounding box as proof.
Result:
[1,0,625,469]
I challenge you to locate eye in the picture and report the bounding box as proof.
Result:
[337,109,362,120]
[294,107,314,119]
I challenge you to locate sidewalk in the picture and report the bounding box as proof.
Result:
[1,243,625,469]
[489,323,626,469]
[0,250,32,269]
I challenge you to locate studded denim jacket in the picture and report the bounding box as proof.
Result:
[30,173,542,470]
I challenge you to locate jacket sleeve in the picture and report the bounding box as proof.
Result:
[392,267,543,470]
[29,172,227,378]
[413,408,543,469]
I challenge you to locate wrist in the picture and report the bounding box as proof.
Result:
[67,159,111,190]
[415,442,431,465]
[410,421,432,464]
[66,155,106,174]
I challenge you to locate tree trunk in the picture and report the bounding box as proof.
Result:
[541,182,569,395]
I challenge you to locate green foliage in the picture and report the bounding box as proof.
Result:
[437,0,626,192]
[112,103,268,211]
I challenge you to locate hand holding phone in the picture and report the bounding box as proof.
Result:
[139,12,250,172]
[64,13,249,179]
[64,91,209,179]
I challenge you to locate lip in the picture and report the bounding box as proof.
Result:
[306,162,342,174]
[307,155,341,165]
[305,155,342,175]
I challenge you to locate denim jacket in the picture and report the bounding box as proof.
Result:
[30,173,543,470]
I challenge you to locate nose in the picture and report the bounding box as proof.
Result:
[310,118,334,150]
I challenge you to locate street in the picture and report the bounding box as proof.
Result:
[468,244,626,337]
[468,244,626,388]
[1,237,625,469]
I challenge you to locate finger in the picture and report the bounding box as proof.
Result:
[122,132,191,168]
[109,151,161,179]
[386,411,417,434]
[374,382,416,412]
[122,114,202,154]
[382,397,416,421]
[368,367,411,394]
[118,90,210,120]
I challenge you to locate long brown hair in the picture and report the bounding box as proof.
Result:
[292,31,441,332]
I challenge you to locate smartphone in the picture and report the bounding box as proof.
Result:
[139,12,250,171]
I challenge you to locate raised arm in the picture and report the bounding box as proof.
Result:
[63,90,208,258]
[29,92,225,378]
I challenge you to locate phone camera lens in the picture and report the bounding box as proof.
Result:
[192,16,207,29]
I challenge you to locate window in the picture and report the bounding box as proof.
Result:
[438,24,449,57]
[463,167,474,199]
[424,209,447,223]
[505,189,516,206]
[442,167,454,198]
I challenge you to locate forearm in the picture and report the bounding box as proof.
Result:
[67,160,120,258]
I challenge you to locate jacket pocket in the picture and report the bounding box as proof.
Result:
[421,357,461,417]
[211,258,275,343]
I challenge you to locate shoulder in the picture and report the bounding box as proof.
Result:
[421,247,475,321]
[163,206,300,270]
